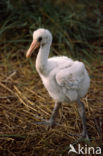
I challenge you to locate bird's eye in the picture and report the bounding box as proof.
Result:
[38,37,42,42]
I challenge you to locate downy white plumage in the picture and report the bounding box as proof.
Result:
[26,28,90,139]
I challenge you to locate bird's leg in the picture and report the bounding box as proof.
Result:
[36,102,61,128]
[77,98,89,140]
[48,102,61,128]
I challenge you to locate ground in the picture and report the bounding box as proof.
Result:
[0,51,103,156]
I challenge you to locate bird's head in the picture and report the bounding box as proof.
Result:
[26,28,52,58]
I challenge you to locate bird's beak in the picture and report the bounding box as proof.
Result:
[26,40,40,58]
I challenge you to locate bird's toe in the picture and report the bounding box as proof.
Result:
[35,119,56,129]
[47,119,56,129]
[82,130,90,140]
[77,131,90,143]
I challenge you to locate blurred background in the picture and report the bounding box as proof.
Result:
[0,0,103,59]
[0,0,103,155]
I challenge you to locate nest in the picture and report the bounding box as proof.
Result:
[0,49,103,156]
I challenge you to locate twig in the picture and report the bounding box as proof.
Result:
[0,82,14,95]
[0,134,26,139]
[6,71,17,81]
[0,96,15,99]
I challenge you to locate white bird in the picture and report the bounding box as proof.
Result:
[26,28,90,139]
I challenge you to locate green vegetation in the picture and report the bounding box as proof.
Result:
[1,0,103,60]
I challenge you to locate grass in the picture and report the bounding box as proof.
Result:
[0,0,103,155]
[1,0,103,58]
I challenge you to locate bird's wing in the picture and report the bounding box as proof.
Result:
[56,61,85,90]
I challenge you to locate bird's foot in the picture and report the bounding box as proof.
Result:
[67,131,90,143]
[47,118,56,129]
[77,131,90,143]
[81,131,90,141]
[35,118,56,129]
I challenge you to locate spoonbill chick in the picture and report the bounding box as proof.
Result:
[26,28,90,139]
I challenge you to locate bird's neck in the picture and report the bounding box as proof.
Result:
[36,44,50,75]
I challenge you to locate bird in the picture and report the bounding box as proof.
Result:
[26,28,90,139]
